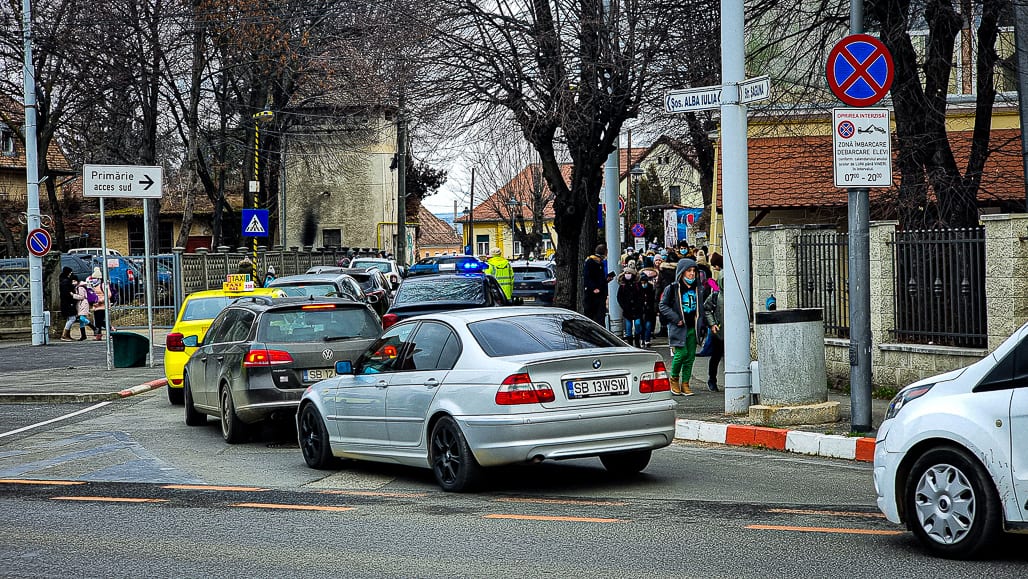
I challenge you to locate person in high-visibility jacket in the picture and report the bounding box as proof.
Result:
[485,247,514,300]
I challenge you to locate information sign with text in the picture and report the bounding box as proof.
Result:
[832,108,892,188]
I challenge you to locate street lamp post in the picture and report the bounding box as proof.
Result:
[462,207,472,254]
[506,196,521,259]
[251,107,274,279]
[630,163,644,228]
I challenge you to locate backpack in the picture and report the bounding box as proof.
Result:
[84,286,99,304]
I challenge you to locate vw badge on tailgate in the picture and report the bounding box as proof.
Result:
[322,349,333,360]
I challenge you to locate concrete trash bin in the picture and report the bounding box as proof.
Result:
[754,308,827,406]
[112,332,149,368]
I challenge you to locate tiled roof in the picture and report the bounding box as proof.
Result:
[416,205,462,246]
[740,129,1024,209]
[0,96,74,174]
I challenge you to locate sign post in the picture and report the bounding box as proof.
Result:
[83,164,164,369]
[826,32,894,433]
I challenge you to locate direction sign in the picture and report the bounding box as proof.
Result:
[665,85,722,113]
[833,108,892,188]
[26,228,51,257]
[631,223,646,238]
[826,34,893,107]
[740,76,772,104]
[83,164,164,198]
[242,209,270,237]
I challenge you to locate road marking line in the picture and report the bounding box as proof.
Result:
[319,490,428,498]
[494,497,627,507]
[745,524,902,536]
[484,514,621,523]
[163,484,268,492]
[0,401,112,439]
[52,496,168,504]
[0,479,85,486]
[231,502,355,512]
[766,508,886,519]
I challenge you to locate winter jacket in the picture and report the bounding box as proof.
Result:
[73,284,91,317]
[485,256,514,299]
[59,276,77,317]
[656,261,677,303]
[658,259,702,347]
[703,287,724,341]
[582,255,608,298]
[616,275,645,320]
[639,278,658,319]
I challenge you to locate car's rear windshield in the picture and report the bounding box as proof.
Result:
[181,297,232,321]
[468,314,623,357]
[393,277,483,305]
[274,283,339,297]
[352,260,390,273]
[514,267,552,282]
[259,306,380,342]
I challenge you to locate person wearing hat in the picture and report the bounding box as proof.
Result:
[59,266,78,341]
[484,247,514,300]
[582,244,610,326]
[263,265,277,288]
[616,265,645,347]
[86,266,111,340]
[638,270,658,347]
[658,258,701,396]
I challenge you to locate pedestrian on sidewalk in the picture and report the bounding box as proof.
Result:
[59,267,78,341]
[71,275,99,341]
[658,258,701,396]
[702,251,725,391]
[616,265,644,347]
[638,271,658,347]
[87,267,110,341]
[582,244,610,327]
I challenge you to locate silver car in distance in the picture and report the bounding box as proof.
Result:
[297,307,676,491]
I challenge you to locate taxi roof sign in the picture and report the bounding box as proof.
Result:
[223,274,255,293]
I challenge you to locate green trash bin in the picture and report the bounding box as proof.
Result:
[112,332,150,368]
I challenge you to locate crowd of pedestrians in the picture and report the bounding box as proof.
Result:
[583,241,725,396]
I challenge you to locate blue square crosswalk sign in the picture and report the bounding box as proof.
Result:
[242,209,269,237]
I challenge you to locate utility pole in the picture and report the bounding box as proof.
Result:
[602,0,622,334]
[396,91,407,265]
[848,1,873,432]
[22,0,45,346]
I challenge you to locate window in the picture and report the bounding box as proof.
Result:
[542,233,554,253]
[402,322,461,371]
[469,313,624,357]
[669,186,681,206]
[0,127,14,157]
[354,323,417,374]
[476,234,489,257]
[323,228,341,248]
[513,240,522,256]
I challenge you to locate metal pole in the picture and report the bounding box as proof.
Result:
[468,168,475,255]
[1015,1,1028,210]
[849,0,872,432]
[252,118,259,279]
[396,93,407,265]
[143,201,155,368]
[22,0,45,346]
[721,0,752,414]
[602,0,622,334]
[100,197,112,370]
[279,134,287,248]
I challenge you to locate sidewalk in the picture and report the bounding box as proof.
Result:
[0,330,887,462]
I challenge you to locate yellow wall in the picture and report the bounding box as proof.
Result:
[465,219,557,260]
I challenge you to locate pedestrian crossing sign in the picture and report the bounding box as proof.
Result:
[242,209,269,237]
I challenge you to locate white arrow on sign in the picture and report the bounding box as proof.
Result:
[82,164,164,199]
[740,75,772,104]
[664,85,722,113]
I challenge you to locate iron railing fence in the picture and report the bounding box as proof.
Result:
[795,230,850,338]
[891,227,986,348]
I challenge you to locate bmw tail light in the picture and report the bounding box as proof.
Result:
[166,332,185,352]
[382,313,399,329]
[244,349,294,367]
[640,361,670,393]
[496,373,555,405]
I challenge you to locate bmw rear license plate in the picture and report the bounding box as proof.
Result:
[303,368,336,382]
[565,376,629,399]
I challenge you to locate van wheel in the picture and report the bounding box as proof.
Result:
[904,446,1000,558]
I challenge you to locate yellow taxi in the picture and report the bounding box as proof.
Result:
[164,284,284,405]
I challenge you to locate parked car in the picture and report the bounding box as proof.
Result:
[164,286,285,404]
[873,320,1028,558]
[88,255,144,303]
[268,273,366,304]
[297,307,676,491]
[349,257,404,291]
[0,254,92,281]
[406,255,484,277]
[511,260,557,305]
[306,266,391,317]
[183,296,382,443]
[381,272,510,329]
[69,247,123,257]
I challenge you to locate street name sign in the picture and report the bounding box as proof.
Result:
[833,108,892,188]
[826,34,894,107]
[83,164,163,198]
[739,76,771,104]
[26,228,51,257]
[664,85,722,113]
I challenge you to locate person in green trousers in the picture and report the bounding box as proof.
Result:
[658,258,700,396]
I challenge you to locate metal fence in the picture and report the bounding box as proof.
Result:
[891,227,986,348]
[795,230,850,338]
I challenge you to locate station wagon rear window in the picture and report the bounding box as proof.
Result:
[393,277,484,305]
[469,315,624,357]
[274,283,339,297]
[513,267,552,282]
[260,307,380,342]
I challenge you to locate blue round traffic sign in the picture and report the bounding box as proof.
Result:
[826,34,893,107]
[26,228,52,257]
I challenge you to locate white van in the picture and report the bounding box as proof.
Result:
[69,247,123,257]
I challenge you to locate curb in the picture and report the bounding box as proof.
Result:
[0,378,167,404]
[675,419,875,462]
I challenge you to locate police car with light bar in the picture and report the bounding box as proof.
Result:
[406,255,487,276]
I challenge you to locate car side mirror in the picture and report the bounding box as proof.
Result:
[183,335,199,348]
[335,360,354,375]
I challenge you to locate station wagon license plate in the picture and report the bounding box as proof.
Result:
[565,376,629,399]
[303,368,336,382]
